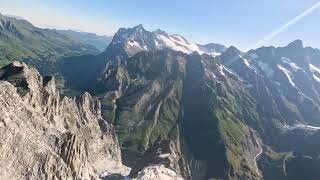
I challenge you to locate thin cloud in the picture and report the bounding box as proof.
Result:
[250,1,320,50]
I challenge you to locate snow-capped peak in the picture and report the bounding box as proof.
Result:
[155,34,204,54]
[109,25,225,57]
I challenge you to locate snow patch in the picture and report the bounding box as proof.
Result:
[156,34,199,54]
[243,58,257,73]
[278,65,296,87]
[309,64,320,82]
[218,65,226,76]
[282,124,320,132]
[208,52,222,57]
[281,57,302,72]
[224,66,244,81]
[158,153,170,159]
[217,64,244,81]
[155,34,221,56]
[310,64,320,73]
[127,40,145,50]
[312,74,320,82]
[243,58,251,67]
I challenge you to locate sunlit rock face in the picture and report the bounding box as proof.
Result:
[0,61,130,179]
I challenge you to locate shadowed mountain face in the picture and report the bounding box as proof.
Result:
[59,25,320,179]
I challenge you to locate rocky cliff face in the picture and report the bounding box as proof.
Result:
[0,61,130,179]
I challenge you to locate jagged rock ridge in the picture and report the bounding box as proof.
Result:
[0,61,130,179]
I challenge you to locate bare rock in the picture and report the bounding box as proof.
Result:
[0,62,130,179]
[134,165,184,180]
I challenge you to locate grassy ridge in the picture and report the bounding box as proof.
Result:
[0,14,101,72]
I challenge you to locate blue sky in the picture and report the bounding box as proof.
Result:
[1,0,320,50]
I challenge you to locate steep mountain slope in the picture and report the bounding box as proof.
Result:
[60,25,226,94]
[0,14,99,72]
[60,25,320,179]
[220,40,320,180]
[94,49,263,179]
[0,62,130,179]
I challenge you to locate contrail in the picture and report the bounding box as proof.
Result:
[250,1,320,50]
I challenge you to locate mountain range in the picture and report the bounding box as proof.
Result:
[0,13,111,73]
[57,24,320,180]
[59,25,226,94]
[1,15,320,180]
[53,29,112,52]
